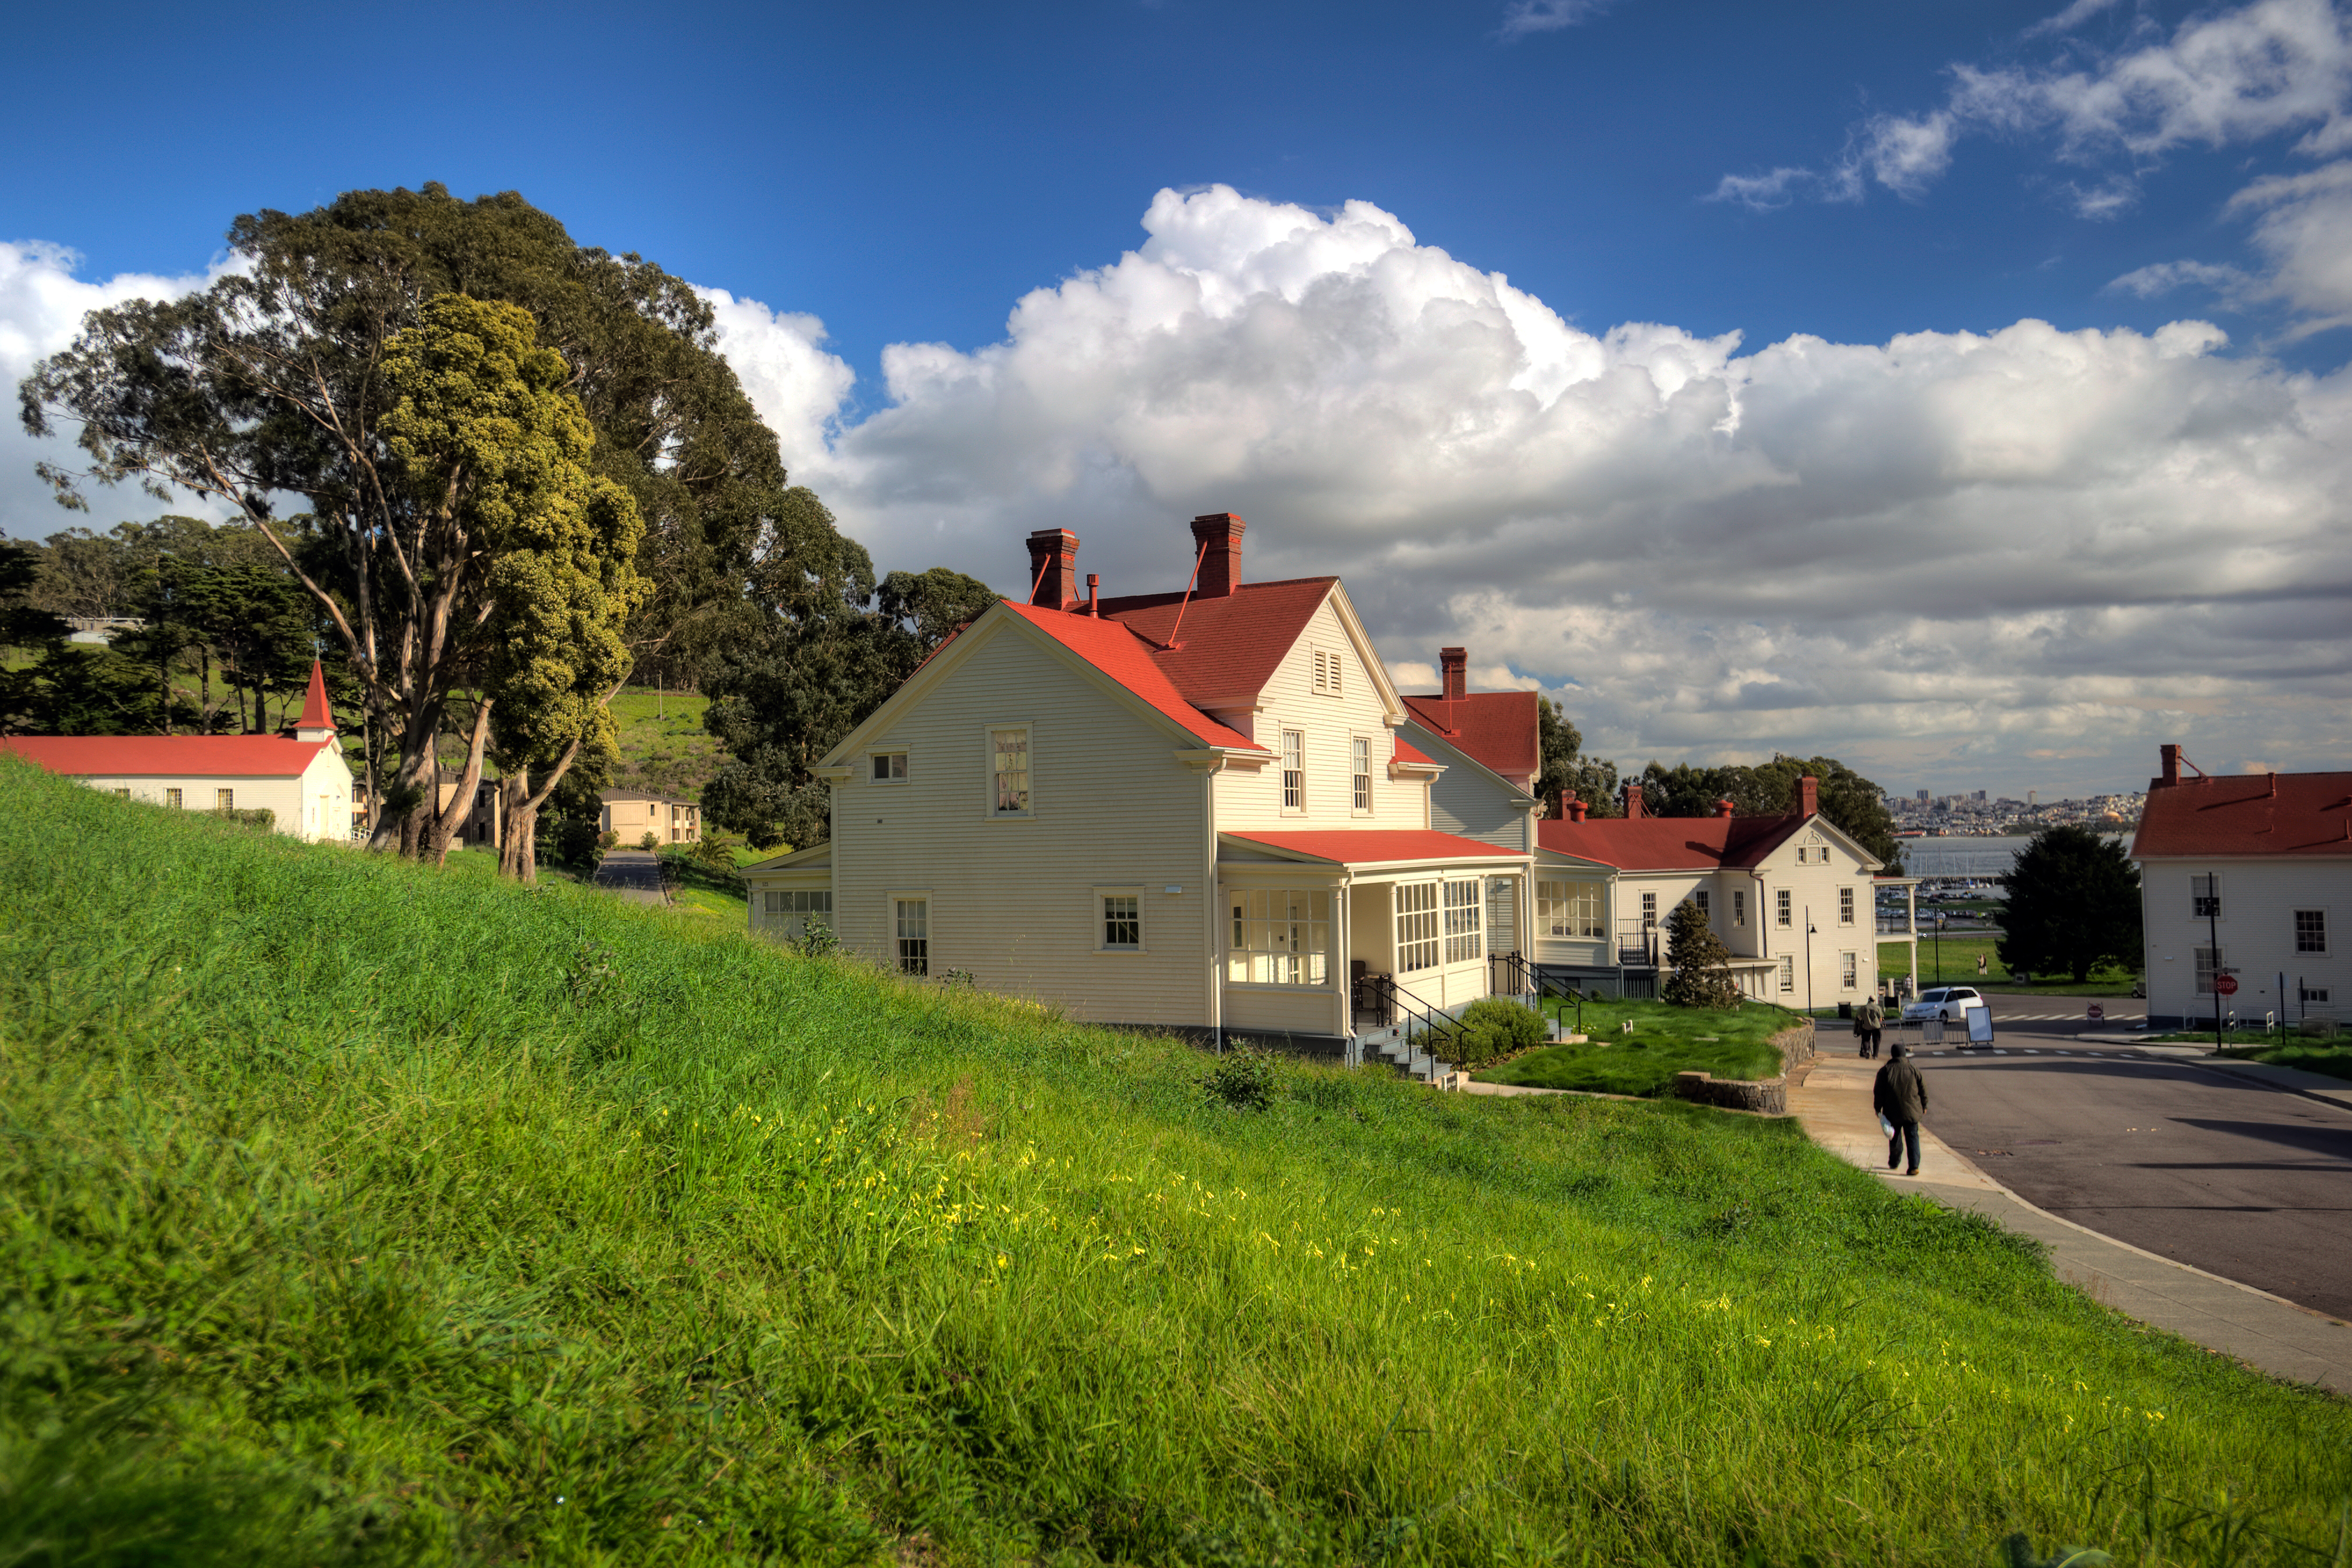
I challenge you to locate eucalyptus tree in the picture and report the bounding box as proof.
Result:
[20,183,811,846]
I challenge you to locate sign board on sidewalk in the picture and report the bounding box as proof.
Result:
[2087,1003,2104,1022]
[2215,974,2240,997]
[1966,1004,1994,1045]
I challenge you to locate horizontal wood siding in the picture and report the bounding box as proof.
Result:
[1215,594,1426,832]
[72,748,353,842]
[1225,986,1342,1037]
[2140,856,2347,1022]
[829,622,1210,1025]
[1410,724,1531,852]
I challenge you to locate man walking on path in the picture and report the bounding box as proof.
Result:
[1873,1042,1929,1177]
[1854,997,1884,1059]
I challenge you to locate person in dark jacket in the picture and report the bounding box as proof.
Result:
[1872,1041,1930,1176]
[1854,997,1885,1059]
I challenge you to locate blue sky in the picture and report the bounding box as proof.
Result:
[7,0,2351,797]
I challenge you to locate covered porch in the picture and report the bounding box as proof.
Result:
[1214,829,1534,1053]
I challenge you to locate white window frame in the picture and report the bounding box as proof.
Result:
[1779,954,1795,994]
[165,787,183,809]
[1839,886,1855,926]
[2191,872,2221,920]
[1443,879,1483,964]
[1640,891,1657,929]
[216,788,235,811]
[1394,882,1439,973]
[1350,734,1372,814]
[1692,889,1710,921]
[1281,730,1305,813]
[1228,887,1333,986]
[2194,945,2222,996]
[2294,909,2326,954]
[1776,889,1793,928]
[870,751,909,783]
[985,724,1033,818]
[760,888,833,941]
[1095,886,1144,953]
[1840,950,1858,989]
[893,892,931,976]
[1732,889,1746,928]
[1537,878,1605,940]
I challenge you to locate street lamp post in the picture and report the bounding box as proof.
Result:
[1804,909,1816,1016]
[1934,912,1945,984]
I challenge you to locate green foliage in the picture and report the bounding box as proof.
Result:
[1663,897,1746,1008]
[4,758,2349,1566]
[638,829,659,851]
[701,551,999,847]
[1449,996,1550,1067]
[214,806,276,831]
[1635,754,1905,868]
[792,916,838,958]
[2003,1532,2114,1568]
[1202,1046,1280,1111]
[1536,695,1621,817]
[1998,826,2143,985]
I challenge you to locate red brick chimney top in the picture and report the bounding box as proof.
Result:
[1439,647,1468,701]
[1794,775,1819,819]
[1189,513,1246,598]
[2159,743,2181,787]
[1716,798,1735,818]
[1624,783,1645,820]
[1027,528,1080,609]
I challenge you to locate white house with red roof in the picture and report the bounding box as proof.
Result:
[1533,776,1904,1008]
[2,661,355,843]
[2133,744,2350,1031]
[743,514,1534,1061]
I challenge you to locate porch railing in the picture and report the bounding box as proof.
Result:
[1352,971,1468,1055]
[1875,913,1917,937]
[1617,921,1660,969]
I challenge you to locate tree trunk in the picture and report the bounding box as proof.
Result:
[498,770,534,883]
[428,700,493,868]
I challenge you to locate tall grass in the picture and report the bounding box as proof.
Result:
[2,757,2347,1566]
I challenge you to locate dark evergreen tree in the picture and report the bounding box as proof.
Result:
[1662,896,1743,1009]
[1998,826,2142,984]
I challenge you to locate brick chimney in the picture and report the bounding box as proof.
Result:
[1566,794,1588,822]
[1624,783,1645,819]
[1189,513,1246,598]
[1085,572,1100,616]
[1794,775,1818,818]
[1715,798,1735,819]
[1027,529,1079,609]
[1440,647,1468,700]
[2159,743,2181,788]
[1554,789,1575,820]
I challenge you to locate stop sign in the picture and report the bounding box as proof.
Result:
[2215,974,2240,996]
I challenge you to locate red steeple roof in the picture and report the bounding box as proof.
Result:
[295,660,334,735]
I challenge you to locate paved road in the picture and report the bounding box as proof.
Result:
[1896,993,2352,1321]
[593,849,668,906]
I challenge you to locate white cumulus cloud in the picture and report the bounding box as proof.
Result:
[717,186,2352,794]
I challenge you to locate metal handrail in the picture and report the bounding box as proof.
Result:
[1354,972,1467,1057]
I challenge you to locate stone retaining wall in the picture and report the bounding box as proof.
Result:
[1669,1019,1816,1115]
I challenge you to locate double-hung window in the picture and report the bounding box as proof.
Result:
[1394,883,1439,972]
[1779,954,1795,993]
[1732,890,1746,927]
[1282,730,1305,811]
[2192,874,2221,919]
[1351,737,1370,812]
[1443,879,1483,963]
[1839,886,1855,925]
[2194,946,2222,996]
[1775,890,1792,928]
[1840,951,1858,988]
[1640,891,1657,929]
[1101,892,1141,951]
[165,787,183,809]
[1692,890,1710,921]
[2295,909,2326,953]
[991,728,1030,815]
[1229,890,1330,985]
[216,788,235,811]
[896,897,930,975]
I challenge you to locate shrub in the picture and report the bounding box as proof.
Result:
[637,829,659,851]
[597,829,619,850]
[1449,996,1548,1068]
[1202,1045,1278,1111]
[793,917,838,958]
[214,806,275,831]
[1663,897,1744,1008]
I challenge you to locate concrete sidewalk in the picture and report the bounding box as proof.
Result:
[1788,1051,2352,1395]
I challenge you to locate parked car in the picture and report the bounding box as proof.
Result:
[1902,985,1986,1023]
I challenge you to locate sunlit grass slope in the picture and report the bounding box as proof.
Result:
[2,758,2346,1566]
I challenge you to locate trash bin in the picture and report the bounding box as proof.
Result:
[1837,1001,1853,1020]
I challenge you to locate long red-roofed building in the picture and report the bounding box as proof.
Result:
[2,661,355,842]
[2132,744,2350,1030]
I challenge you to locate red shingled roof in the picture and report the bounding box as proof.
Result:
[1401,691,1540,780]
[1539,811,1807,871]
[1091,577,1340,706]
[2,734,336,777]
[1222,828,1522,864]
[998,602,1263,751]
[2132,770,2352,858]
[1392,737,1437,766]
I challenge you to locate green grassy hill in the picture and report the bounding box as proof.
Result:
[2,760,2345,1566]
[606,685,721,801]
